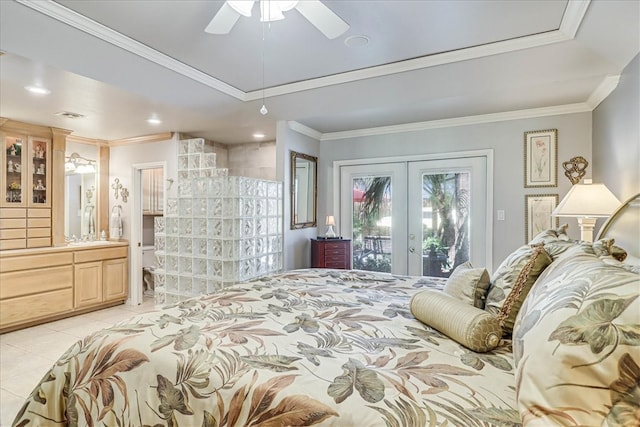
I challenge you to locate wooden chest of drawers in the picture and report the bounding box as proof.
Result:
[311,239,351,269]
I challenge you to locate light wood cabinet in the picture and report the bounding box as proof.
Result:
[0,242,129,333]
[1,131,53,249]
[73,246,129,309]
[74,261,103,308]
[142,168,164,215]
[104,258,128,301]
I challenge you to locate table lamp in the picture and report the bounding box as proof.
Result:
[325,215,337,238]
[551,179,620,242]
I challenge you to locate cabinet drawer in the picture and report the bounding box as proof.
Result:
[27,227,50,238]
[324,247,346,256]
[0,288,73,327]
[0,208,26,219]
[0,218,26,229]
[27,208,51,218]
[324,242,347,251]
[0,229,26,240]
[0,239,26,250]
[74,246,128,263]
[1,265,73,298]
[27,237,51,248]
[0,252,73,273]
[27,218,50,228]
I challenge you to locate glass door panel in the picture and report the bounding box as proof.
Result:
[29,137,51,207]
[408,157,488,276]
[340,163,407,275]
[2,134,27,207]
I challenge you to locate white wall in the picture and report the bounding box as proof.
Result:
[319,112,592,270]
[593,53,640,201]
[276,121,321,270]
[108,134,178,243]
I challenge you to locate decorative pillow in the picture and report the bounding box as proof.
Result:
[528,224,570,245]
[410,290,502,352]
[485,244,552,336]
[511,248,640,426]
[442,261,490,308]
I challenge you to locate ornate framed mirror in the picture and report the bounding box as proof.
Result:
[290,150,317,229]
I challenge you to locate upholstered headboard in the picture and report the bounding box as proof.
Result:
[596,192,640,264]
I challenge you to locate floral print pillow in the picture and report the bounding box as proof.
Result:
[512,246,640,426]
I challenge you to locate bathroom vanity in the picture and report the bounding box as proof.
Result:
[0,241,129,333]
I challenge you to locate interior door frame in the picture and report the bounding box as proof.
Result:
[129,161,166,306]
[333,149,494,273]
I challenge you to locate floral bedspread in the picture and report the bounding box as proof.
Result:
[14,269,519,427]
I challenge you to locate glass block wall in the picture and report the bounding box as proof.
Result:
[153,138,283,305]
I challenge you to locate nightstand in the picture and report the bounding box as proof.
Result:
[311,239,351,269]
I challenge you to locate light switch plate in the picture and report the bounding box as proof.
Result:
[497,210,505,221]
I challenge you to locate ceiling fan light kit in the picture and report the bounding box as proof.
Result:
[206,0,349,39]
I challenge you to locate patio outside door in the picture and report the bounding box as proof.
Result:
[339,154,490,276]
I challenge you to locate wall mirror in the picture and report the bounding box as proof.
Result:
[290,150,317,229]
[65,141,98,239]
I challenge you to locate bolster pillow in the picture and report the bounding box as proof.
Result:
[410,290,502,352]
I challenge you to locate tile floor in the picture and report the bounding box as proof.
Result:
[0,297,157,426]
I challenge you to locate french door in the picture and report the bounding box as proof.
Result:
[339,154,490,276]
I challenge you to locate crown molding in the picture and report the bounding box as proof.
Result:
[20,0,588,102]
[108,132,174,147]
[287,121,322,140]
[245,30,571,101]
[16,0,245,101]
[319,103,592,141]
[560,0,591,39]
[67,135,109,146]
[586,74,620,109]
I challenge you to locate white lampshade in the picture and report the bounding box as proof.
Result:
[552,181,621,218]
[325,215,335,226]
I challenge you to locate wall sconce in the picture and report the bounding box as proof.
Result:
[65,152,96,174]
[552,179,621,242]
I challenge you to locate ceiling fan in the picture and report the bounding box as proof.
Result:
[205,0,349,39]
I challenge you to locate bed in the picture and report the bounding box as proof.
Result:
[12,194,640,427]
[12,270,519,426]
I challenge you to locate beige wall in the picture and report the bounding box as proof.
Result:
[227,141,276,180]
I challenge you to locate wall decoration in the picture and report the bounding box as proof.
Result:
[562,156,589,185]
[120,187,129,203]
[112,178,123,199]
[525,194,559,242]
[524,129,557,188]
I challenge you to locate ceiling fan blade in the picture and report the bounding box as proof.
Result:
[294,0,349,39]
[205,2,242,34]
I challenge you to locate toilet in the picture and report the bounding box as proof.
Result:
[142,246,156,295]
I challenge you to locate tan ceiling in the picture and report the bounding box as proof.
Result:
[0,0,638,144]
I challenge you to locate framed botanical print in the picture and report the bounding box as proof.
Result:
[524,129,557,188]
[525,194,559,242]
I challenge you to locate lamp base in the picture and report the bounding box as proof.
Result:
[577,217,597,243]
[325,225,336,238]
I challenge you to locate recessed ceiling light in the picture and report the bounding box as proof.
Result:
[25,85,51,95]
[147,118,162,125]
[253,132,266,139]
[344,35,370,48]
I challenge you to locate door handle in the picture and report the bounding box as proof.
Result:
[408,246,416,253]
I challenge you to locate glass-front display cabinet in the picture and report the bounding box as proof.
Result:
[29,137,51,208]
[2,133,27,207]
[1,134,51,208]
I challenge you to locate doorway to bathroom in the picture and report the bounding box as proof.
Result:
[130,162,166,306]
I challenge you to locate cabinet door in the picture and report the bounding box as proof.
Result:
[153,168,164,214]
[103,258,128,301]
[1,133,28,208]
[142,169,153,214]
[28,137,52,208]
[74,261,103,307]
